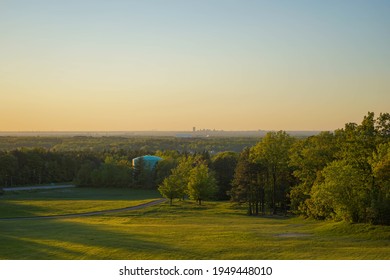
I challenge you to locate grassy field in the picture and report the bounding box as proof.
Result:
[0,188,389,260]
[0,187,161,218]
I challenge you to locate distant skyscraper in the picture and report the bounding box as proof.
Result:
[193,127,196,132]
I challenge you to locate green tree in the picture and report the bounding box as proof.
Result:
[369,143,390,224]
[251,131,295,214]
[333,112,390,223]
[0,152,18,187]
[187,163,217,205]
[74,160,97,186]
[211,151,238,200]
[157,155,198,203]
[91,156,133,188]
[155,157,179,186]
[289,131,338,215]
[335,112,377,176]
[133,157,155,188]
[376,112,390,139]
[158,169,186,206]
[292,112,390,224]
[173,155,198,189]
[230,148,263,215]
[307,160,369,222]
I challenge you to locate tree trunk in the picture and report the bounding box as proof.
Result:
[272,171,277,215]
[261,186,265,215]
[248,202,252,215]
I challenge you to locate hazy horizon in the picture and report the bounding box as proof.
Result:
[0,129,321,138]
[1,0,389,132]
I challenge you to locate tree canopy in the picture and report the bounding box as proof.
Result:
[1,112,389,225]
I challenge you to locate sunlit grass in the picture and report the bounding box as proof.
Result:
[0,190,389,260]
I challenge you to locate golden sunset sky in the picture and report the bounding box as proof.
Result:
[1,0,389,131]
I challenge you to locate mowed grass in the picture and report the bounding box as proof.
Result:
[0,187,161,218]
[0,188,389,260]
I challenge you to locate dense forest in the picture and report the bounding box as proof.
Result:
[0,136,259,153]
[1,112,389,225]
[229,112,390,225]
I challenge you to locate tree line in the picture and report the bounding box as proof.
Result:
[1,112,388,225]
[0,148,77,187]
[155,111,390,226]
[0,148,145,189]
[229,112,390,225]
[0,136,259,153]
[0,147,236,202]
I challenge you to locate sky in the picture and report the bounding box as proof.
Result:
[1,0,389,132]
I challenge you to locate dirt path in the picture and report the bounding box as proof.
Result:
[0,198,167,221]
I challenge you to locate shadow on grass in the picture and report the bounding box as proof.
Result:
[0,201,51,219]
[1,209,389,260]
[0,217,188,260]
[1,187,162,201]
[0,187,163,219]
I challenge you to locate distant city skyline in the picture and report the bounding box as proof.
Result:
[0,129,321,139]
[1,0,389,131]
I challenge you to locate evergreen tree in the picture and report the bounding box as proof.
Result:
[230,148,262,215]
[211,151,238,200]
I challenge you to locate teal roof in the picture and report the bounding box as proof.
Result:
[133,155,162,162]
[132,155,162,168]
